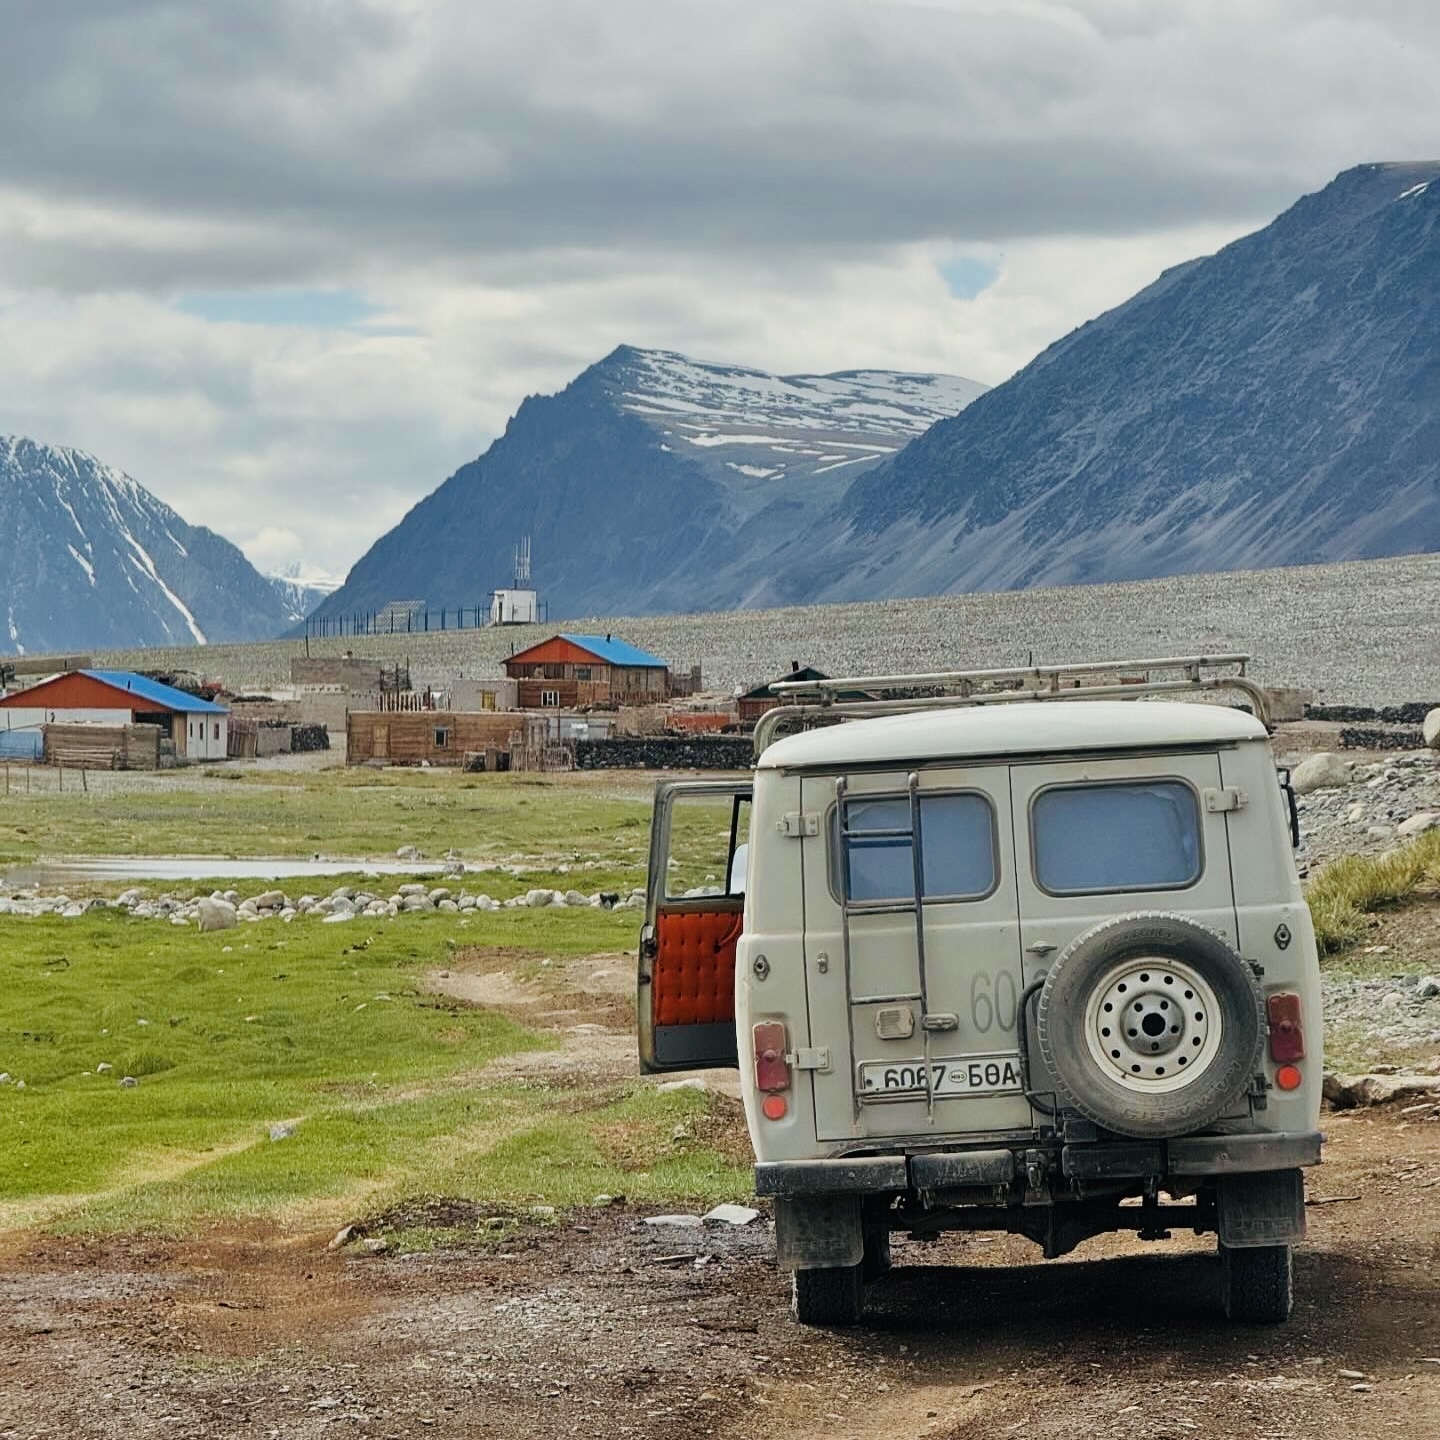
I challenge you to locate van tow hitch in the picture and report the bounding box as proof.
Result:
[1139,1188,1172,1242]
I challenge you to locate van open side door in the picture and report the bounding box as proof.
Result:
[638,780,752,1073]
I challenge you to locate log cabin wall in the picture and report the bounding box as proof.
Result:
[346,711,542,768]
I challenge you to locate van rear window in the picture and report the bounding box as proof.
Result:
[1031,781,1201,895]
[840,793,996,903]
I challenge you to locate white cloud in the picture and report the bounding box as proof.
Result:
[0,0,1436,576]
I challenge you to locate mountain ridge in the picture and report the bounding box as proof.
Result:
[815,160,1440,596]
[0,436,303,654]
[308,347,987,622]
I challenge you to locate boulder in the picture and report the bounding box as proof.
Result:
[397,882,428,898]
[1291,752,1354,795]
[197,897,238,933]
[253,889,287,910]
[1323,1072,1440,1108]
[1397,811,1440,838]
[1424,707,1440,750]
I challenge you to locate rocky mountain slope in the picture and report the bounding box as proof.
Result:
[310,347,985,621]
[792,161,1440,602]
[0,437,298,654]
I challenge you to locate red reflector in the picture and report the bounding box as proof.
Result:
[753,1021,790,1093]
[1275,1064,1303,1092]
[761,1094,788,1121]
[1266,992,1305,1062]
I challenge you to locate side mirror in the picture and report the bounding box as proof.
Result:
[729,842,749,896]
[1277,768,1301,849]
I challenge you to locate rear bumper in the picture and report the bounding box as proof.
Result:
[754,1130,1323,1197]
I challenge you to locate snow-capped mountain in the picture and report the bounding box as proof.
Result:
[311,347,987,621]
[267,564,340,624]
[1,437,298,654]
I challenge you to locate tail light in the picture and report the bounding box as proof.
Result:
[753,1022,790,1094]
[1266,993,1305,1063]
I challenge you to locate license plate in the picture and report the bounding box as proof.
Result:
[859,1053,1024,1098]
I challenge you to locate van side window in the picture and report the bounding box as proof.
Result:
[1032,780,1201,895]
[840,793,996,903]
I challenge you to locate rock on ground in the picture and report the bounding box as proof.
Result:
[1424,707,1440,750]
[1292,751,1355,795]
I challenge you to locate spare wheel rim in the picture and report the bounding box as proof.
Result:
[1082,954,1225,1095]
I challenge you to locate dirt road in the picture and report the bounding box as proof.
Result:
[3,949,1438,1440]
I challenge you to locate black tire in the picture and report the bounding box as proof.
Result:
[1036,912,1264,1140]
[862,1222,892,1283]
[1221,1243,1293,1323]
[792,1263,863,1326]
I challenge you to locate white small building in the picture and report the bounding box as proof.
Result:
[489,587,540,625]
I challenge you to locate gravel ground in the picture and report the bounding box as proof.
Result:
[1291,748,1440,868]
[91,552,1440,703]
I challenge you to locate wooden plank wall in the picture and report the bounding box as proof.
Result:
[42,723,162,770]
[346,711,543,768]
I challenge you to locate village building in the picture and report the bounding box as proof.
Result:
[735,664,876,727]
[345,710,548,769]
[0,669,229,763]
[502,634,682,709]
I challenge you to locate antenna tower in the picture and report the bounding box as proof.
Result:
[513,536,532,588]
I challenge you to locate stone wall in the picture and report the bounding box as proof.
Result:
[1339,726,1426,751]
[573,736,753,771]
[1308,702,1439,725]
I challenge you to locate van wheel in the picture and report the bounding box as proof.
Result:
[1221,1243,1293,1323]
[1035,912,1264,1140]
[792,1263,863,1326]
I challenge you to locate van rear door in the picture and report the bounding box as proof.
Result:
[800,764,1032,1142]
[638,780,752,1073]
[1009,752,1239,971]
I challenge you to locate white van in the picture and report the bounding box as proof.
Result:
[638,658,1321,1326]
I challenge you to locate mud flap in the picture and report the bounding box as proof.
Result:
[1217,1168,1306,1248]
[774,1195,863,1272]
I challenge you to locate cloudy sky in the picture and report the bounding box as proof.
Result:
[2,0,1437,581]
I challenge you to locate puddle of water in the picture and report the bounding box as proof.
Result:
[2,857,450,887]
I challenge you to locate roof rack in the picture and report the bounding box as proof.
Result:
[753,653,1269,755]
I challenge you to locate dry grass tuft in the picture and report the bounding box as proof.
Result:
[1307,829,1440,953]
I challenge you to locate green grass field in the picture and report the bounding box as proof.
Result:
[0,905,749,1236]
[0,766,655,869]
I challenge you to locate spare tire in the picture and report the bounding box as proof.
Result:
[1035,912,1263,1140]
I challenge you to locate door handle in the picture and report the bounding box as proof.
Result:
[1026,941,1058,956]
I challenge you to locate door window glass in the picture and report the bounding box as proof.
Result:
[1032,781,1202,894]
[665,792,752,900]
[841,793,996,902]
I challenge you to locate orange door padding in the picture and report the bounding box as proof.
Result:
[653,907,743,1026]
